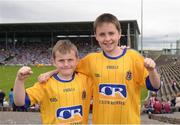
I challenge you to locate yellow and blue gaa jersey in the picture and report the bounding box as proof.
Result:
[77,48,159,124]
[26,72,92,124]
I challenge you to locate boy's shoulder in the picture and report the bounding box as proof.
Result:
[74,72,92,82]
[34,77,54,87]
[87,51,102,56]
[83,51,103,60]
[75,72,89,78]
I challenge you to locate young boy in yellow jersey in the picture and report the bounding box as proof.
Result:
[13,40,92,124]
[38,13,161,124]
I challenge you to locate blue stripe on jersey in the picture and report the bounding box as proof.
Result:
[103,48,127,59]
[25,93,31,107]
[53,73,75,83]
[146,76,160,92]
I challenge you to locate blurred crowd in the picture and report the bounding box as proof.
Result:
[0,88,39,112]
[142,92,180,114]
[0,43,51,65]
[0,41,100,65]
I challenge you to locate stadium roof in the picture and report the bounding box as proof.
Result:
[0,20,140,37]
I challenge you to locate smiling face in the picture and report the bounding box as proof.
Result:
[95,22,121,55]
[53,50,78,79]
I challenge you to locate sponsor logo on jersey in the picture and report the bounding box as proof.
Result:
[56,105,82,123]
[63,88,75,92]
[126,70,132,81]
[99,84,127,100]
[107,65,119,69]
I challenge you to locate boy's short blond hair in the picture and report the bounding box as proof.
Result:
[93,13,121,33]
[52,40,78,59]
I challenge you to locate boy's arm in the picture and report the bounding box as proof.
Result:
[144,58,160,89]
[13,66,33,106]
[38,69,58,83]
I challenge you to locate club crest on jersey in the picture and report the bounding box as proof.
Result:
[95,73,101,77]
[50,97,58,102]
[99,84,127,100]
[56,105,82,123]
[126,70,132,81]
[82,90,86,100]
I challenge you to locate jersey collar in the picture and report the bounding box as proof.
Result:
[103,48,127,59]
[53,73,75,83]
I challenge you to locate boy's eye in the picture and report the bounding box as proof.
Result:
[109,32,114,35]
[99,33,105,37]
[58,60,64,63]
[68,59,73,62]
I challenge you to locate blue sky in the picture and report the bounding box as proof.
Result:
[0,0,180,50]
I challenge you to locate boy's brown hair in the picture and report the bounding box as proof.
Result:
[52,40,78,59]
[93,13,121,33]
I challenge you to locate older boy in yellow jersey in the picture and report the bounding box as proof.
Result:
[38,13,161,124]
[13,40,92,124]
[77,13,160,124]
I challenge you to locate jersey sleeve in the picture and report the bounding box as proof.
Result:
[132,50,149,88]
[132,50,159,91]
[26,82,45,106]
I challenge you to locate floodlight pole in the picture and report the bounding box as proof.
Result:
[141,0,143,54]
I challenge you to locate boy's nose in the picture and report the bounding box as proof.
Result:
[64,61,69,66]
[104,35,111,41]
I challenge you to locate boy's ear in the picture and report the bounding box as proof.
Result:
[94,32,97,39]
[51,58,55,66]
[118,31,121,39]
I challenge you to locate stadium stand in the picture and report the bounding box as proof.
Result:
[156,55,180,102]
[0,41,100,65]
[144,54,179,101]
[0,43,51,65]
[143,54,180,115]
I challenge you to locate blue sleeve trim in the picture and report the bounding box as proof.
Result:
[25,93,31,108]
[146,76,160,92]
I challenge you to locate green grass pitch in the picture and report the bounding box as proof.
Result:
[0,65,148,105]
[0,65,55,98]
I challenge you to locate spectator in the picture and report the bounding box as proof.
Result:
[175,93,180,112]
[9,88,14,107]
[149,92,157,108]
[153,98,162,114]
[142,100,154,114]
[29,104,40,112]
[171,79,176,91]
[163,101,171,113]
[12,102,27,112]
[0,89,5,106]
[160,79,164,86]
[171,95,176,107]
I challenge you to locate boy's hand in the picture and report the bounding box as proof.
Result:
[17,66,33,81]
[144,58,156,72]
[38,69,58,83]
[38,72,50,83]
